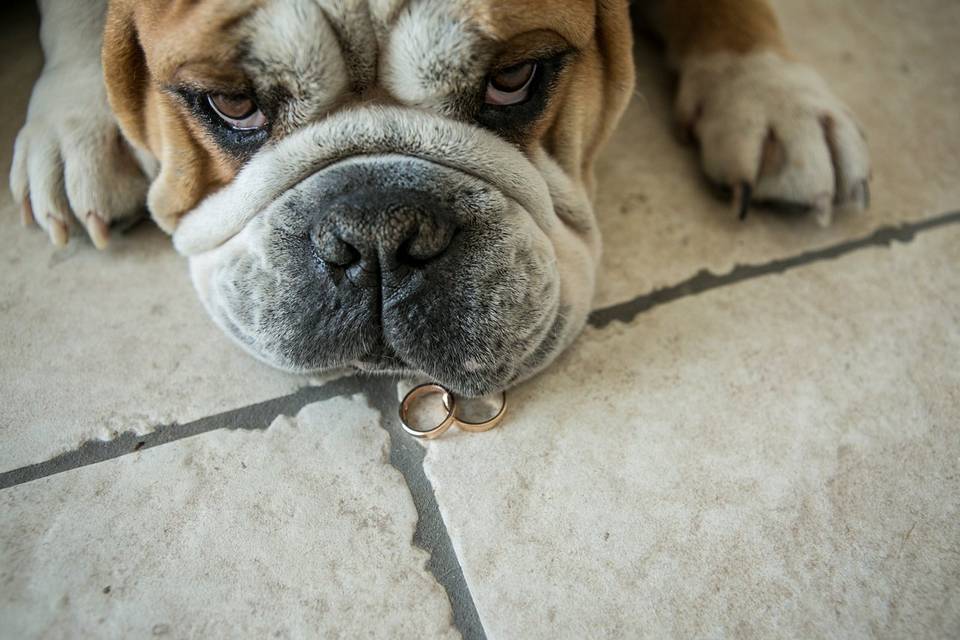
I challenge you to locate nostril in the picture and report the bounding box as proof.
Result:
[314,230,360,268]
[395,225,456,267]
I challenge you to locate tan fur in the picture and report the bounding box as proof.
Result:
[102,0,262,232]
[648,0,788,64]
[491,0,635,193]
[468,0,635,190]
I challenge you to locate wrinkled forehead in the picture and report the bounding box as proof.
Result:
[139,0,597,86]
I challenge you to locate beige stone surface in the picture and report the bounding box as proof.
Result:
[0,396,458,639]
[424,227,960,639]
[594,0,960,307]
[2,1,959,636]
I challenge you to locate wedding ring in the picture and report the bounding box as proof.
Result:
[399,383,457,439]
[454,391,507,432]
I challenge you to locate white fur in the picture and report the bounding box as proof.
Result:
[243,1,353,129]
[678,51,870,225]
[10,0,148,246]
[383,1,487,112]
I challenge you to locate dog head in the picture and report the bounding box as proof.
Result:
[102,0,634,395]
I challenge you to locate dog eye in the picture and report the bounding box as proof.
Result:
[207,94,267,130]
[484,61,538,106]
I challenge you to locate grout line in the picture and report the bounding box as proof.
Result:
[365,378,488,640]
[0,376,368,490]
[588,210,960,329]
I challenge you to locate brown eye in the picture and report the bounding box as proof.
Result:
[485,61,538,106]
[207,94,267,130]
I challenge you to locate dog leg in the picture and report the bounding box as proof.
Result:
[9,0,149,248]
[647,0,870,225]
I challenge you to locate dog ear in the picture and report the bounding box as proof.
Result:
[546,0,635,194]
[593,0,636,150]
[101,0,150,150]
[101,0,231,233]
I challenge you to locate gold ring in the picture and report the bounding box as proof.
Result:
[399,383,457,439]
[454,392,507,432]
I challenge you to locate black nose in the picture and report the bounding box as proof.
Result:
[312,187,456,285]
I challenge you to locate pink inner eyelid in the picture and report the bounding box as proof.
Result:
[207,95,266,130]
[484,65,538,106]
[230,112,267,130]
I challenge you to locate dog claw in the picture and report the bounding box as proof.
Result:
[46,215,69,247]
[848,180,871,213]
[86,211,110,250]
[734,181,753,221]
[812,195,834,227]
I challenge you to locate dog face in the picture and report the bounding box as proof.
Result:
[102,0,634,395]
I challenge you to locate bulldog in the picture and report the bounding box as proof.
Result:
[11,0,870,396]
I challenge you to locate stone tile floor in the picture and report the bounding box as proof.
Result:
[1,1,958,638]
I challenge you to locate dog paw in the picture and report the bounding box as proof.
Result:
[677,51,870,226]
[10,65,149,248]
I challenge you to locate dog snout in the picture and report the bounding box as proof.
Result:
[312,187,456,285]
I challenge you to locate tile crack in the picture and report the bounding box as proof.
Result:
[0,377,366,490]
[363,378,487,640]
[589,209,960,330]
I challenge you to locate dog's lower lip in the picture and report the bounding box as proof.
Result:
[351,359,405,372]
[350,345,408,372]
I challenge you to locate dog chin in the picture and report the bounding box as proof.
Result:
[342,317,568,396]
[244,331,567,398]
